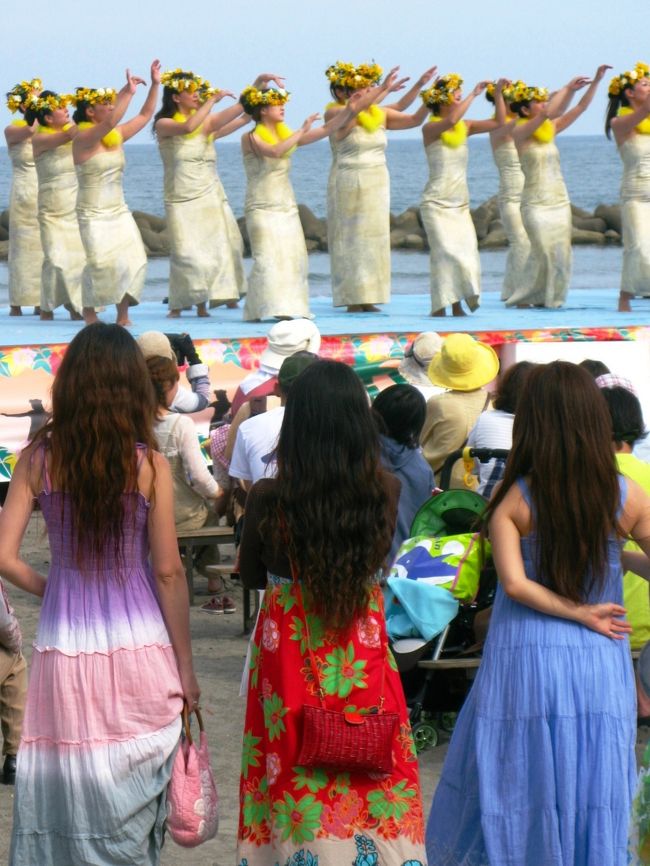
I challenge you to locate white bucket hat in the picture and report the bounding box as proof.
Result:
[399,332,443,388]
[260,320,321,372]
[135,331,175,362]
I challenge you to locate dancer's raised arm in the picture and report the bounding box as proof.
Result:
[118,59,161,141]
[73,70,144,152]
[553,65,610,133]
[388,65,437,110]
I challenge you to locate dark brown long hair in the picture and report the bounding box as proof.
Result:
[267,360,393,629]
[33,323,157,566]
[484,361,620,602]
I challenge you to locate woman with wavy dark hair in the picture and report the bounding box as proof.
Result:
[427,361,650,866]
[236,360,426,866]
[0,323,198,865]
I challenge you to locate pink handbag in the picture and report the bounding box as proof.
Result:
[166,706,219,848]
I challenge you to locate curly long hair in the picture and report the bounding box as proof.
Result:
[33,323,158,568]
[484,361,620,602]
[266,360,394,630]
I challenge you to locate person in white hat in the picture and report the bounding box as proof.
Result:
[398,331,445,401]
[136,330,211,414]
[420,332,499,488]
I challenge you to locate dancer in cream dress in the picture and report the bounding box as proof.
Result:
[508,67,609,308]
[325,62,434,312]
[4,79,44,316]
[420,75,504,317]
[607,63,650,312]
[239,84,367,321]
[29,92,84,320]
[486,82,531,301]
[73,62,160,325]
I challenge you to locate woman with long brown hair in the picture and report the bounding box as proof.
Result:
[0,323,198,865]
[236,360,426,866]
[426,361,650,866]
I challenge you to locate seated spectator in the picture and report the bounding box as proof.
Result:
[420,333,499,488]
[137,331,211,413]
[467,361,535,497]
[398,332,444,401]
[230,351,318,490]
[599,384,650,716]
[0,576,26,785]
[146,355,233,610]
[372,384,434,562]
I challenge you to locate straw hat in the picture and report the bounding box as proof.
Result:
[427,333,499,391]
[136,331,175,362]
[260,320,321,371]
[399,332,443,388]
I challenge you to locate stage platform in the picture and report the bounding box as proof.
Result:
[1,289,649,480]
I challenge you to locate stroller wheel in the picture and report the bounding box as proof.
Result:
[440,712,458,733]
[411,721,438,752]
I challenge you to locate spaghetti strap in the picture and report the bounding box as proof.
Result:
[36,441,52,494]
[516,476,532,508]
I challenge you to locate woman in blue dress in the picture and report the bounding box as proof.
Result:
[426,360,650,866]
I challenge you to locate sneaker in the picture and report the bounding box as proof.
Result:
[222,595,236,614]
[200,597,224,615]
[2,754,16,785]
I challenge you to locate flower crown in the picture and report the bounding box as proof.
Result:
[160,68,213,96]
[485,80,527,102]
[240,86,290,109]
[506,83,548,104]
[72,87,117,106]
[421,73,463,107]
[326,61,383,90]
[28,92,73,113]
[6,78,42,112]
[608,61,650,98]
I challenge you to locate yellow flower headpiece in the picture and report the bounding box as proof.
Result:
[325,61,383,90]
[73,87,117,107]
[421,73,463,107]
[27,92,73,113]
[240,86,290,109]
[6,78,42,113]
[609,61,650,98]
[161,69,202,93]
[506,82,547,104]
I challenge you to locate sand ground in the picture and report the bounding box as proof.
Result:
[0,513,446,866]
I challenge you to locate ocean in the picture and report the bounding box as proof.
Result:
[0,135,626,299]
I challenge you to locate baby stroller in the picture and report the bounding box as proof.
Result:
[389,448,507,751]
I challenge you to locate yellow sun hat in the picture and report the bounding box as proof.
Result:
[427,333,499,391]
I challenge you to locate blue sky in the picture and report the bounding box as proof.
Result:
[6,0,650,138]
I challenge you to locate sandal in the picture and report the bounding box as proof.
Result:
[200,597,224,615]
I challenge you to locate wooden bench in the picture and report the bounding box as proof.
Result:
[176,526,236,605]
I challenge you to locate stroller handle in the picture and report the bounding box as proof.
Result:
[438,448,510,492]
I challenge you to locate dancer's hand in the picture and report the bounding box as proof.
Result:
[126,69,146,94]
[594,64,613,83]
[384,66,405,94]
[254,72,286,90]
[150,59,162,85]
[567,75,591,92]
[300,113,320,133]
[580,603,632,639]
[214,89,236,103]
[495,78,510,91]
[417,66,438,87]
[472,81,489,96]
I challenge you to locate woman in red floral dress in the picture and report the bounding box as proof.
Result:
[236,360,426,866]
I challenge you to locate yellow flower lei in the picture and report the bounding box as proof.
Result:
[253,122,296,157]
[10,119,28,127]
[356,103,385,133]
[325,61,383,90]
[421,74,463,107]
[77,121,123,149]
[618,106,650,135]
[517,117,555,143]
[609,62,650,98]
[6,78,42,112]
[429,117,468,148]
[37,122,72,134]
[172,111,205,139]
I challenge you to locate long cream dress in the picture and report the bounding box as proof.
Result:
[35,142,84,313]
[242,151,311,321]
[330,124,390,307]
[506,140,572,308]
[619,134,650,296]
[493,140,530,301]
[159,130,245,309]
[7,138,43,307]
[325,136,338,258]
[76,148,147,307]
[420,138,480,312]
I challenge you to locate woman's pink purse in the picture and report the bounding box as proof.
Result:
[166,706,219,847]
